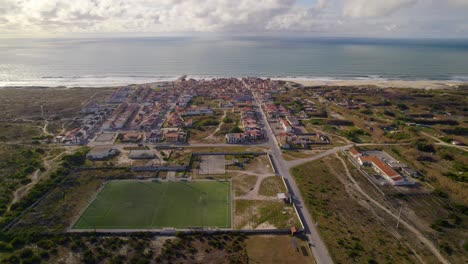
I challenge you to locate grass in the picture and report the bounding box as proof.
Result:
[246,235,314,264]
[0,123,43,143]
[232,174,258,196]
[258,176,285,197]
[73,180,231,229]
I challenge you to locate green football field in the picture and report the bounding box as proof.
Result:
[73,180,231,229]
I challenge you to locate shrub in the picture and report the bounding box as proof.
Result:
[414,140,435,153]
[222,117,233,123]
[229,126,243,133]
[19,248,34,259]
[10,237,25,249]
[397,103,409,110]
[0,241,13,252]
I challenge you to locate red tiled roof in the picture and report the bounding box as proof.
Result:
[349,147,361,156]
[360,156,399,177]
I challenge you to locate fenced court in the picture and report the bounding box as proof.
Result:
[72,180,231,230]
[199,155,226,175]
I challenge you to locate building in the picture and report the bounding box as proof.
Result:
[279,118,293,133]
[87,146,118,160]
[349,147,362,158]
[225,133,247,144]
[181,107,214,116]
[164,130,187,143]
[358,156,405,185]
[286,115,300,126]
[146,131,163,143]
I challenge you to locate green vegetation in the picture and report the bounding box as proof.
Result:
[229,126,243,133]
[232,174,257,196]
[0,146,44,216]
[0,148,89,229]
[340,128,369,142]
[414,139,436,153]
[442,126,468,136]
[291,157,422,263]
[74,181,231,229]
[258,176,285,197]
[222,116,233,123]
[0,232,249,264]
[0,123,42,143]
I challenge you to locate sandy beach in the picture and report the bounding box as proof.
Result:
[279,78,466,89]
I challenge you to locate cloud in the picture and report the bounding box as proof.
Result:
[0,0,466,38]
[0,0,298,34]
[447,0,468,7]
[343,0,417,18]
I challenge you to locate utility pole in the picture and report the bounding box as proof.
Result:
[396,204,403,229]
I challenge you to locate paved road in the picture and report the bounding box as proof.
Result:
[421,131,468,152]
[287,144,353,168]
[245,82,334,264]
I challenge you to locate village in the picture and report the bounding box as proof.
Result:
[1,77,466,264]
[57,77,336,153]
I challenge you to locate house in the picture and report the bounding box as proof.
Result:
[146,131,163,143]
[165,130,187,143]
[87,146,118,160]
[225,133,247,144]
[168,113,184,127]
[317,132,329,142]
[244,130,263,140]
[279,118,293,133]
[63,128,87,144]
[220,101,234,108]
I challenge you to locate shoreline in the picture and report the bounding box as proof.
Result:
[0,78,466,90]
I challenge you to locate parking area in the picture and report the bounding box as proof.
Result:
[199,155,226,175]
[364,150,401,166]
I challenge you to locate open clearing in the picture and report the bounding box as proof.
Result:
[247,235,314,264]
[73,180,231,229]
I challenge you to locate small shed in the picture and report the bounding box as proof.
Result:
[290,226,298,236]
[278,193,292,204]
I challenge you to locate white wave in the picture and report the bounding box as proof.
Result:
[451,75,468,82]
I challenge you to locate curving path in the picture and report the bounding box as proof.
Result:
[335,153,449,264]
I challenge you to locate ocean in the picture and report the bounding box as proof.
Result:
[1,37,468,87]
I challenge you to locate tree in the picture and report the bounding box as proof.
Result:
[229,126,243,133]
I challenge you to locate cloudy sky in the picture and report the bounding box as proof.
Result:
[1,0,467,38]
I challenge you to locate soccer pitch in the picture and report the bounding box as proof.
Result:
[73,180,231,229]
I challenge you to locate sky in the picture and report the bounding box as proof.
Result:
[0,0,467,38]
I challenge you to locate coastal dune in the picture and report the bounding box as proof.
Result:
[280,79,465,90]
